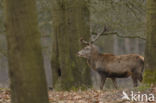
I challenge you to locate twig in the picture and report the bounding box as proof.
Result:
[92,32,146,40]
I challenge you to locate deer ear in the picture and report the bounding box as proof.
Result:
[90,41,94,44]
[80,37,89,45]
[89,42,93,46]
[80,37,84,42]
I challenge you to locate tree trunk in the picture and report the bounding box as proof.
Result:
[51,0,91,90]
[144,0,156,85]
[125,38,131,54]
[134,39,139,54]
[113,35,119,54]
[4,0,49,103]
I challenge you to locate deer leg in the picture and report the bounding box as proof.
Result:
[111,78,118,89]
[132,75,138,87]
[100,74,106,90]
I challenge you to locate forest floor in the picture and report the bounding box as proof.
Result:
[0,87,156,103]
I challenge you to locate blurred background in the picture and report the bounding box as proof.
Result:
[0,0,145,89]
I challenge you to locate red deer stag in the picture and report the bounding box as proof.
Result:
[77,28,144,89]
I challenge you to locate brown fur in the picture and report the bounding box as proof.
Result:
[78,45,144,89]
[89,53,144,89]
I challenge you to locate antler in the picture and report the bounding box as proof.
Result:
[80,26,108,45]
[80,37,89,45]
[91,26,107,43]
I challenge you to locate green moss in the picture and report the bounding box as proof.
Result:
[51,0,91,90]
[71,85,91,91]
[5,0,49,102]
[143,69,156,85]
[144,0,156,87]
[136,84,151,91]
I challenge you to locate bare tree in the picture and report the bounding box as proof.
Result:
[51,0,91,90]
[144,0,156,85]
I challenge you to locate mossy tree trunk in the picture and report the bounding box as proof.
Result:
[4,0,49,103]
[144,0,156,85]
[51,0,91,90]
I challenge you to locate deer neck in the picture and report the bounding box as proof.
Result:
[87,50,100,69]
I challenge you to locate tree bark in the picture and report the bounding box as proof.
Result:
[4,0,49,103]
[113,35,119,54]
[144,0,156,85]
[134,39,139,54]
[51,0,91,90]
[125,38,131,54]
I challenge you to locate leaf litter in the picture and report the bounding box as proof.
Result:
[0,87,156,103]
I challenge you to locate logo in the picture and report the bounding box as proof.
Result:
[122,91,130,100]
[122,91,155,102]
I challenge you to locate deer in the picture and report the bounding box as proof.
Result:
[77,28,144,89]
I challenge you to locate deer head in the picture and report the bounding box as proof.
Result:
[77,27,107,58]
